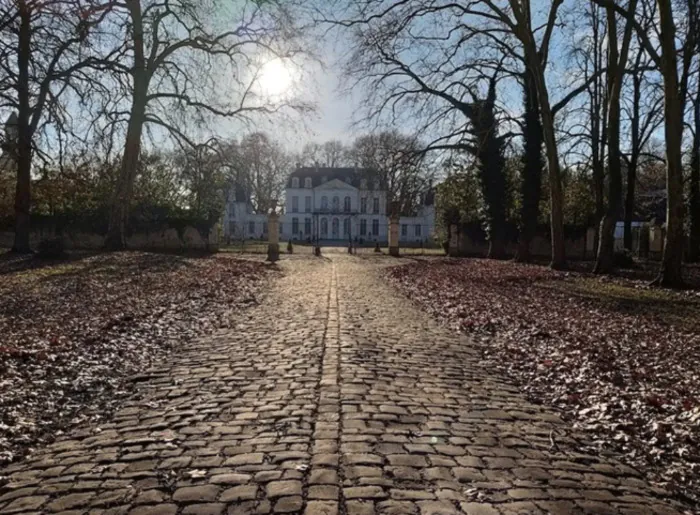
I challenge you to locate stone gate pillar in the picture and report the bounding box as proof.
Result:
[649,223,664,260]
[267,213,280,262]
[388,214,400,257]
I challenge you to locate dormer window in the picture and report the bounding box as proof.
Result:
[291,177,299,188]
[360,179,367,189]
[304,177,312,188]
[373,181,380,190]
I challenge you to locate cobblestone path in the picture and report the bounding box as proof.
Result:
[0,257,687,515]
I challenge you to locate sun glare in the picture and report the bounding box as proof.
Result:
[259,59,293,97]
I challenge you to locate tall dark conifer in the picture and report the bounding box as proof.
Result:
[689,94,700,262]
[515,70,543,262]
[464,80,509,259]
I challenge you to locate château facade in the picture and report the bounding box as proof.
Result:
[223,166,435,244]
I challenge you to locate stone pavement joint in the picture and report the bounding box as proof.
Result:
[0,256,686,514]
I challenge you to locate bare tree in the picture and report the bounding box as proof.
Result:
[349,131,432,218]
[593,0,638,274]
[0,0,112,253]
[592,0,699,285]
[299,142,322,166]
[324,0,597,268]
[321,140,346,167]
[652,0,686,284]
[174,143,227,225]
[562,2,607,250]
[588,4,608,244]
[101,0,311,249]
[236,132,291,213]
[514,68,543,262]
[300,140,347,167]
[622,43,663,251]
[503,0,569,268]
[563,0,662,255]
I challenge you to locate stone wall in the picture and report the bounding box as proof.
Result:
[0,225,218,251]
[451,229,590,260]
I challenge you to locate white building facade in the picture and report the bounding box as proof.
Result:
[222,183,268,241]
[223,167,435,245]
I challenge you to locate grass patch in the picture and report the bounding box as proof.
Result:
[545,277,700,333]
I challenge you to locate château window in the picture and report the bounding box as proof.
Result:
[415,224,422,237]
[360,219,367,236]
[292,196,299,213]
[304,177,312,188]
[360,179,367,189]
[372,219,379,236]
[343,218,350,236]
[292,177,299,188]
[332,196,340,211]
[360,197,367,213]
[249,221,255,235]
[344,196,351,212]
[321,196,328,210]
[292,217,299,235]
[401,224,407,237]
[305,196,311,212]
[373,197,380,214]
[321,218,328,236]
[304,218,311,235]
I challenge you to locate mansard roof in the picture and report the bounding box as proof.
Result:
[287,167,370,188]
[286,166,436,208]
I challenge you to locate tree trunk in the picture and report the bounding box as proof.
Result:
[488,237,506,260]
[510,0,565,268]
[515,231,531,262]
[514,69,543,263]
[688,92,700,262]
[595,4,632,274]
[105,0,147,250]
[623,156,638,251]
[653,0,685,287]
[591,127,605,256]
[590,3,605,253]
[624,65,643,251]
[531,66,566,269]
[508,0,566,269]
[463,81,509,261]
[12,1,32,254]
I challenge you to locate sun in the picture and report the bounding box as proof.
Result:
[259,59,293,97]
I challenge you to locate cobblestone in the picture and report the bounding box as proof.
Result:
[0,256,688,514]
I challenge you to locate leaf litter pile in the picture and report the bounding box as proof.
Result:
[387,258,700,508]
[0,252,270,468]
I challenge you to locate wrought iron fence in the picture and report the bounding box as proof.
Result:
[221,221,439,256]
